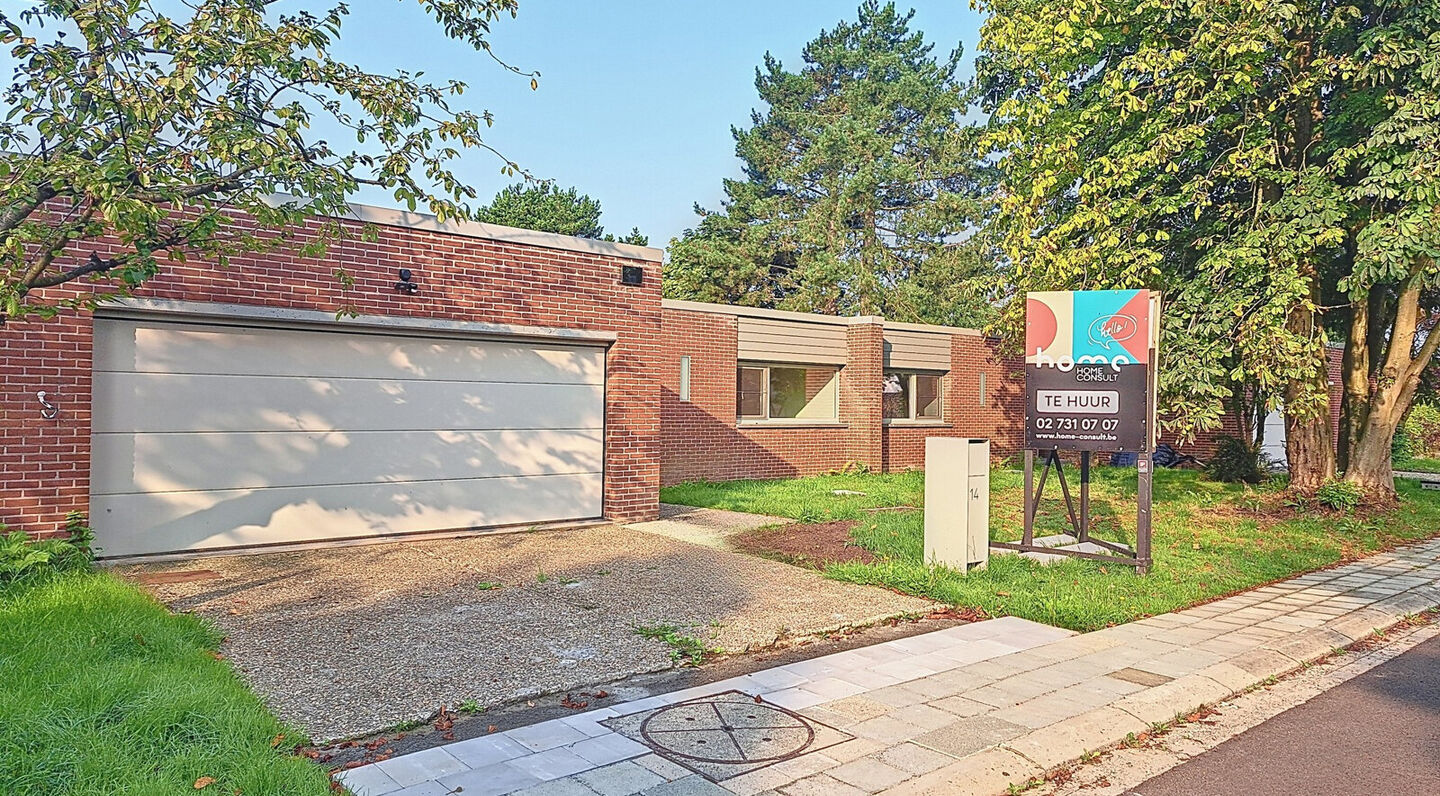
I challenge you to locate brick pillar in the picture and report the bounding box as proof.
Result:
[842,321,884,471]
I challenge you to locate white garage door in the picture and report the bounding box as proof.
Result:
[91,316,606,556]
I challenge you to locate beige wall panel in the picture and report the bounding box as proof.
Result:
[92,473,603,557]
[93,373,603,433]
[95,318,604,384]
[90,429,603,495]
[883,329,951,370]
[737,318,848,365]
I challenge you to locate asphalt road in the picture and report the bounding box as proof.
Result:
[1130,633,1440,796]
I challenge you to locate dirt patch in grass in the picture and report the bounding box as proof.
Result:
[732,521,876,569]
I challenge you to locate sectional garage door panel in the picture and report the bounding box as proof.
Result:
[93,474,602,558]
[90,428,605,494]
[95,320,605,384]
[91,317,606,557]
[92,373,604,433]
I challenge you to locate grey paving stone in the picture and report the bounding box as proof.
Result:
[568,733,650,766]
[631,754,694,782]
[513,779,600,796]
[337,764,401,796]
[508,747,596,781]
[913,715,1026,758]
[575,761,666,796]
[640,774,732,795]
[508,721,593,753]
[820,737,887,763]
[375,746,467,787]
[719,751,844,795]
[778,773,867,796]
[818,695,890,722]
[849,714,927,744]
[1106,667,1172,687]
[863,683,930,708]
[446,733,533,768]
[877,742,956,775]
[928,694,990,717]
[884,703,959,732]
[439,761,544,796]
[390,783,454,796]
[826,757,911,793]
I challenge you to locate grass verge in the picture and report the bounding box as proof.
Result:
[0,570,332,795]
[1395,457,1440,474]
[662,468,1440,631]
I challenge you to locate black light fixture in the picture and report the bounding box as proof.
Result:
[620,265,644,286]
[395,268,420,295]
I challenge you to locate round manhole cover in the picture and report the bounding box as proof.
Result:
[639,697,817,764]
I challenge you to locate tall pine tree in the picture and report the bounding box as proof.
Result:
[665,2,993,327]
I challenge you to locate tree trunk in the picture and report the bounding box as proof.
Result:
[1283,304,1336,493]
[1285,373,1335,492]
[1338,262,1440,498]
[1345,412,1399,497]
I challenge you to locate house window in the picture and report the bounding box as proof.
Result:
[883,371,943,421]
[737,364,839,421]
[679,355,692,402]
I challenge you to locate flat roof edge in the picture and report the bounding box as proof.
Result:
[267,194,664,263]
[661,298,981,336]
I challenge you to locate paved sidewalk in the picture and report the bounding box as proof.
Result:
[337,537,1440,796]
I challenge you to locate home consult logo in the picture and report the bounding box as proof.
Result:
[1026,289,1152,369]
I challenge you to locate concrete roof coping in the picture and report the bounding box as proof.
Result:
[268,194,664,263]
[99,297,618,345]
[661,298,981,336]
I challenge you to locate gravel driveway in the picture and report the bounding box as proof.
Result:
[117,524,934,741]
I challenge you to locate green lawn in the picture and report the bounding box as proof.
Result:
[1396,457,1440,474]
[662,468,1440,631]
[0,570,333,795]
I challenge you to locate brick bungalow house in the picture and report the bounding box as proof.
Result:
[0,203,1338,557]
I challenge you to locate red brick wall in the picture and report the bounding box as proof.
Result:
[881,336,1026,471]
[657,309,854,483]
[659,308,1029,485]
[1,213,662,538]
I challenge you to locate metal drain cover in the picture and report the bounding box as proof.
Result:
[602,690,852,781]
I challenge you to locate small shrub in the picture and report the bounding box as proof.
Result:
[0,513,96,585]
[1393,425,1419,464]
[1404,403,1440,457]
[1205,435,1265,484]
[1316,480,1364,512]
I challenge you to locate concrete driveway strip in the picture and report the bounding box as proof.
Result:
[117,524,935,741]
[1126,631,1440,796]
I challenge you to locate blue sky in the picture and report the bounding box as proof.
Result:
[337,2,986,246]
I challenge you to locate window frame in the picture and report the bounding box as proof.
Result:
[883,370,946,424]
[736,362,841,424]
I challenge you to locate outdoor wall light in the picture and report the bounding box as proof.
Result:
[37,390,58,420]
[394,268,420,295]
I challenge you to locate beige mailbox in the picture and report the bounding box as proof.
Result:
[923,438,990,571]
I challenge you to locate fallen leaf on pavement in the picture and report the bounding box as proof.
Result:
[560,694,589,710]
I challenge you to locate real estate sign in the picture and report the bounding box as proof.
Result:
[1025,290,1159,452]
